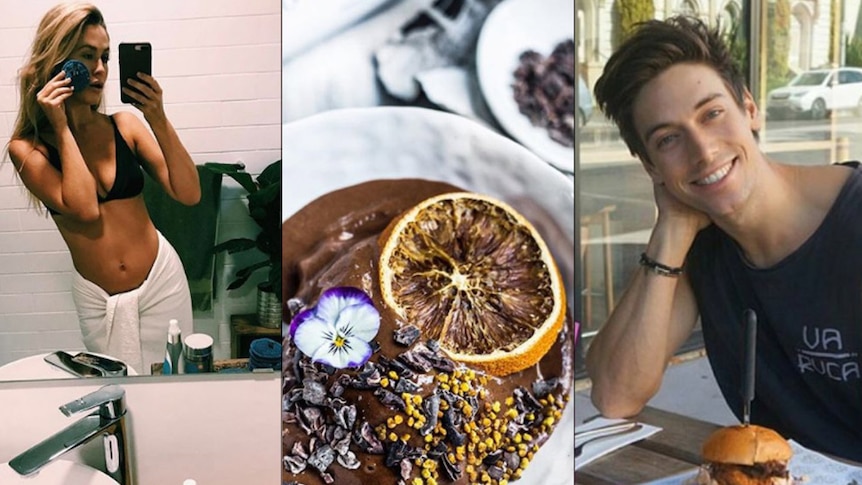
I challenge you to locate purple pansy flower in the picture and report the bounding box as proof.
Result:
[289,287,380,369]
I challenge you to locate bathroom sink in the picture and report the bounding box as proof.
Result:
[0,353,137,381]
[0,460,119,484]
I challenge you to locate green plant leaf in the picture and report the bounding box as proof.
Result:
[203,162,257,193]
[210,158,282,291]
[257,159,281,188]
[226,274,251,290]
[268,263,281,296]
[234,259,269,279]
[213,238,257,254]
[248,182,280,208]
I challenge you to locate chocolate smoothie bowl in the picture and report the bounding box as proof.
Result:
[282,108,575,485]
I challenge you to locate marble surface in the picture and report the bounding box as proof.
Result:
[282,0,573,176]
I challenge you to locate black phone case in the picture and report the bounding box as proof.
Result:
[119,42,152,104]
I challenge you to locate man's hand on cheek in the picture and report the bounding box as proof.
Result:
[652,181,712,233]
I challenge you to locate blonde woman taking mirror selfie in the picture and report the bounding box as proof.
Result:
[6,2,200,374]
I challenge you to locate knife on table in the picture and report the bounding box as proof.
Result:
[742,308,757,425]
[575,421,640,442]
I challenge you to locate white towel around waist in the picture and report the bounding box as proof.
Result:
[72,231,193,375]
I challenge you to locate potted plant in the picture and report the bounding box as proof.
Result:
[206,160,281,328]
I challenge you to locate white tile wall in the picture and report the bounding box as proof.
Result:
[0,0,281,367]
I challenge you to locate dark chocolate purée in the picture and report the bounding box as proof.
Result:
[282,179,574,485]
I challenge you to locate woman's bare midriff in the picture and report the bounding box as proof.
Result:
[54,196,159,295]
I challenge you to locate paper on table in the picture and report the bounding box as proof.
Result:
[575,417,662,471]
[788,440,862,483]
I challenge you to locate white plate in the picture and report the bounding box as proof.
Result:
[476,0,575,172]
[283,106,575,484]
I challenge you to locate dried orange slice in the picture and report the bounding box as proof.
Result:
[378,192,566,376]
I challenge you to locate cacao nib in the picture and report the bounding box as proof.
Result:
[374,388,407,411]
[286,298,306,320]
[532,377,560,398]
[302,379,327,405]
[483,449,503,466]
[307,444,335,473]
[512,39,575,147]
[334,404,357,430]
[420,393,441,436]
[380,356,415,379]
[283,455,306,474]
[426,339,440,353]
[385,440,413,468]
[331,434,351,457]
[514,386,542,414]
[337,450,361,470]
[441,408,465,446]
[488,464,505,480]
[397,348,433,373]
[399,459,413,480]
[393,377,420,394]
[439,454,462,481]
[394,325,421,346]
[504,451,521,471]
[291,441,309,459]
[353,421,385,455]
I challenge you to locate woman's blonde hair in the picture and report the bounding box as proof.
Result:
[6,2,106,213]
[12,1,107,143]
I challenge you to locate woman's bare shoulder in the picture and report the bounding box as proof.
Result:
[7,137,50,170]
[111,110,146,130]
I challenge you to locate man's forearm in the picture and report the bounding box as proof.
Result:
[586,222,699,417]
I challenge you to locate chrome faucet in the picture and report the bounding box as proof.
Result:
[9,384,133,484]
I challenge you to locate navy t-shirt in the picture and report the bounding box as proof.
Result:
[687,163,862,461]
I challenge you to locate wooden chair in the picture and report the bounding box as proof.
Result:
[580,205,617,330]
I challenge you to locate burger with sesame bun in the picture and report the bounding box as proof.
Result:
[695,425,794,485]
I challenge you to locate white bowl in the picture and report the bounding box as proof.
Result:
[283,106,575,485]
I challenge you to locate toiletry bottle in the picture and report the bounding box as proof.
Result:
[183,333,214,373]
[163,319,183,374]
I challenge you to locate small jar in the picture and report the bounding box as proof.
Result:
[183,333,214,373]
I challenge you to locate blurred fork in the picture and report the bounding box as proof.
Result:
[575,420,639,442]
[575,423,644,458]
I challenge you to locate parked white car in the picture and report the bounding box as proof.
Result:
[766,67,862,120]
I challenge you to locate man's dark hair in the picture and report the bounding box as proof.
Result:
[594,16,749,163]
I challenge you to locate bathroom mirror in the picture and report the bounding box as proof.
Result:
[0,0,282,381]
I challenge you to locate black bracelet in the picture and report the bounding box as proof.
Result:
[639,252,684,277]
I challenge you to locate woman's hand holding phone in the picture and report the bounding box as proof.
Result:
[122,73,167,123]
[37,71,73,128]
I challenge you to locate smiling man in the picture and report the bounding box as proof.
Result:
[585,16,862,462]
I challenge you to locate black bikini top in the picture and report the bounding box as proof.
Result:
[43,115,144,215]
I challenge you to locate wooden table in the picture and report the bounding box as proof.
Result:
[575,406,721,484]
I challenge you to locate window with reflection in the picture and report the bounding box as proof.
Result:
[576,0,862,377]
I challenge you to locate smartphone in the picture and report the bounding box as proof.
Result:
[119,42,152,104]
[44,350,128,377]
